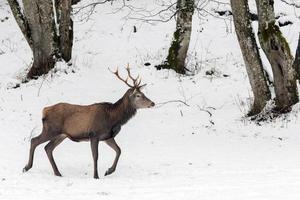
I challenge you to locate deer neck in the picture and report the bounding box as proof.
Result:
[110,95,136,126]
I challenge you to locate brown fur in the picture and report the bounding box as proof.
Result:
[23,87,154,178]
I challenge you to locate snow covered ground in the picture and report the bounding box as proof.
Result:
[1,0,300,199]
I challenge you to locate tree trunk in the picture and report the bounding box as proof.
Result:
[23,0,58,79]
[293,33,300,79]
[8,0,74,79]
[156,0,194,74]
[231,0,271,115]
[256,0,298,112]
[57,0,73,62]
[7,0,32,49]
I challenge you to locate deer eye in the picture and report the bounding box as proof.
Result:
[135,94,141,98]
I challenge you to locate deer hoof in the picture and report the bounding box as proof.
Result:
[23,165,30,172]
[54,172,62,177]
[104,168,115,176]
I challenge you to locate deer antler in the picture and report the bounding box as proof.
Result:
[125,64,141,87]
[109,65,144,88]
[109,67,134,88]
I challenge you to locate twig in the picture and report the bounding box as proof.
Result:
[73,0,112,15]
[37,74,47,97]
[129,11,177,23]
[27,126,37,141]
[279,0,300,8]
[197,105,212,117]
[180,110,183,117]
[155,100,190,108]
[207,106,216,110]
[209,0,230,5]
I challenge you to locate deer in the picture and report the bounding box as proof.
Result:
[23,67,155,179]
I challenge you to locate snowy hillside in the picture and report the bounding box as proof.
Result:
[1,0,300,199]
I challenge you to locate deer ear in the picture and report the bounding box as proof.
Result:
[138,84,147,90]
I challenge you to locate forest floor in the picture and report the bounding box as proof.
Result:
[1,0,300,199]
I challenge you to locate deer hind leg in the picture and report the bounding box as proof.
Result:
[44,134,67,177]
[23,131,52,172]
[104,138,121,176]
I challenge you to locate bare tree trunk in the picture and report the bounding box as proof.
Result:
[23,0,58,79]
[8,0,74,79]
[7,0,32,49]
[156,0,194,74]
[231,0,271,115]
[256,0,298,112]
[57,0,73,62]
[294,33,300,79]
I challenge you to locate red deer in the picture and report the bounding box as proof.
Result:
[23,67,155,179]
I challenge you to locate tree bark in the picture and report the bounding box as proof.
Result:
[23,0,58,79]
[8,0,74,79]
[156,0,194,74]
[7,0,33,49]
[293,33,300,79]
[57,0,73,62]
[256,0,298,111]
[231,0,271,115]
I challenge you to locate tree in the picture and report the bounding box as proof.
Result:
[157,0,195,74]
[231,0,271,115]
[293,34,300,79]
[256,0,298,112]
[56,0,74,62]
[7,0,74,79]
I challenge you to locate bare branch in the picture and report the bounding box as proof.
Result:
[209,0,230,6]
[129,10,178,23]
[73,0,112,15]
[279,0,300,8]
[155,100,190,108]
[197,105,212,117]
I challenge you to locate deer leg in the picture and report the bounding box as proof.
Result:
[104,138,121,176]
[23,133,52,172]
[44,134,67,177]
[90,137,99,179]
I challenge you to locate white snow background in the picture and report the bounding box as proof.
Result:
[1,0,300,199]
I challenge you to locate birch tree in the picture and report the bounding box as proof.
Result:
[158,0,195,74]
[231,0,271,115]
[256,0,298,111]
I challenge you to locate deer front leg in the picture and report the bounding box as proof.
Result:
[90,137,99,179]
[104,138,121,176]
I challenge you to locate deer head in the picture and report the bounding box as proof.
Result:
[110,65,155,109]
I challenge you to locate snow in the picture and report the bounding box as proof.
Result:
[1,0,300,199]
